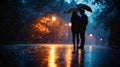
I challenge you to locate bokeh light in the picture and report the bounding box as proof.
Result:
[68,23,72,27]
[90,34,93,37]
[100,38,103,41]
[52,16,56,21]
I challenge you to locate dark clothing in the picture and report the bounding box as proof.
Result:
[71,12,88,49]
[71,12,81,33]
[71,12,81,50]
[80,14,88,48]
[80,14,88,32]
[71,13,88,33]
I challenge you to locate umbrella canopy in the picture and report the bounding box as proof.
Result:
[64,6,79,14]
[77,3,92,12]
[64,3,92,14]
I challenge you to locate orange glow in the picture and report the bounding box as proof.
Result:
[48,46,56,67]
[78,49,82,66]
[65,45,72,67]
[31,13,65,41]
[78,49,82,54]
[52,16,56,21]
[40,17,51,24]
[34,23,49,33]
[65,23,68,26]
[32,15,60,34]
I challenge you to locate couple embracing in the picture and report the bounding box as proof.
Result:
[71,8,88,50]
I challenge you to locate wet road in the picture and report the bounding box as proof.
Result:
[0,44,120,67]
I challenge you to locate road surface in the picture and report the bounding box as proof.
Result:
[0,44,120,67]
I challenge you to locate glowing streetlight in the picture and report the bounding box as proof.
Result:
[100,38,103,41]
[68,23,72,27]
[52,16,56,21]
[90,34,93,37]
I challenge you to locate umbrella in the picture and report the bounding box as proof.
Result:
[64,3,92,14]
[77,3,92,12]
[64,6,79,14]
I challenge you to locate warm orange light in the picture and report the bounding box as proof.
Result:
[78,49,82,67]
[34,23,49,33]
[65,23,68,26]
[65,45,72,67]
[52,16,56,21]
[48,45,56,67]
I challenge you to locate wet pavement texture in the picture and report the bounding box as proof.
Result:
[0,44,120,67]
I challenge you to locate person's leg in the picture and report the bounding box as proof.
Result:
[80,31,85,49]
[76,33,80,48]
[72,32,75,50]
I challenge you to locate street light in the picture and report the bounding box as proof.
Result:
[100,38,103,41]
[52,16,56,21]
[90,34,92,37]
[68,23,72,27]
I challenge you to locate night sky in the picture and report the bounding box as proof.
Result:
[0,0,120,45]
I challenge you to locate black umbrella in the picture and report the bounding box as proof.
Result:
[64,6,79,14]
[64,3,92,14]
[77,3,92,12]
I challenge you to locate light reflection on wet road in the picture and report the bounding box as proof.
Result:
[0,44,120,67]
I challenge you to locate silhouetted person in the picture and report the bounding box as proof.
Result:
[71,11,81,50]
[79,9,88,49]
[71,9,88,50]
